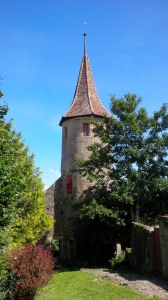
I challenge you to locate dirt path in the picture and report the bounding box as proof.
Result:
[81,268,168,299]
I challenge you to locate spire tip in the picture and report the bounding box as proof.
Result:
[84,21,87,54]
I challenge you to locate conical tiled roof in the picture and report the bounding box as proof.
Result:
[59,36,111,126]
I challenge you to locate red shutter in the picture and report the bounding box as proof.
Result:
[67,174,72,194]
[83,124,89,136]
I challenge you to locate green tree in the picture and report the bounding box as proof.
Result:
[0,89,53,247]
[74,93,168,232]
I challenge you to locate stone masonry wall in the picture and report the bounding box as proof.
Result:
[44,182,55,242]
[159,216,168,278]
[45,116,103,262]
[130,223,154,272]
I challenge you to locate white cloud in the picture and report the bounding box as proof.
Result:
[43,169,61,190]
[50,169,61,178]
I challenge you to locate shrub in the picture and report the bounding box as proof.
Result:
[0,230,9,299]
[50,239,59,257]
[6,244,55,300]
[109,250,127,268]
[0,253,8,299]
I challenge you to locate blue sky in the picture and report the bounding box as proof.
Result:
[1,0,168,189]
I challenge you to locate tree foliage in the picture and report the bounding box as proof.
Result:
[0,89,53,247]
[74,93,168,231]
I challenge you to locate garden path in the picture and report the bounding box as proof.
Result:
[81,268,168,299]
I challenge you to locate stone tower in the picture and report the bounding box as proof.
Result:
[45,34,110,262]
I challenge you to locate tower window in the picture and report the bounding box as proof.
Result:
[83,123,89,136]
[65,127,67,139]
[67,174,72,194]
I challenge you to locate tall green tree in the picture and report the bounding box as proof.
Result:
[0,89,53,247]
[75,93,168,230]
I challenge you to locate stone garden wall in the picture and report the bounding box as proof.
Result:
[130,223,155,272]
[159,216,168,277]
[130,218,168,276]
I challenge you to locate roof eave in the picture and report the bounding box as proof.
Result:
[59,113,110,126]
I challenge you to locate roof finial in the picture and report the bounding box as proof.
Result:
[84,20,87,54]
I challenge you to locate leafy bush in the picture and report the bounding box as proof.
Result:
[0,253,8,299]
[0,93,53,248]
[109,250,127,268]
[0,229,9,299]
[6,244,55,300]
[50,239,59,257]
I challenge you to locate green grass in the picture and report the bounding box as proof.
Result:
[35,268,161,300]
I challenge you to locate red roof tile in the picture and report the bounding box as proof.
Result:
[59,51,111,126]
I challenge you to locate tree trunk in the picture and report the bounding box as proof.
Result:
[135,167,140,222]
[135,200,139,222]
[130,206,134,222]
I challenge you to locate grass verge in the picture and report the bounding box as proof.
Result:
[35,268,161,300]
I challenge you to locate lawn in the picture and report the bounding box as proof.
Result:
[35,268,161,300]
